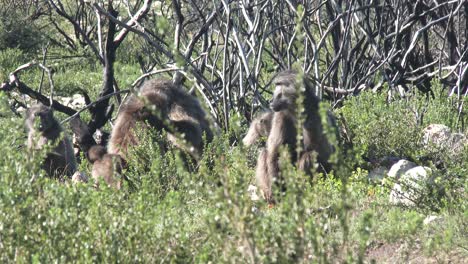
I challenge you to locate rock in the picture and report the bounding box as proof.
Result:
[57,94,86,110]
[387,160,417,179]
[423,215,441,225]
[70,94,86,109]
[389,166,432,206]
[422,124,466,157]
[422,124,452,148]
[449,132,466,154]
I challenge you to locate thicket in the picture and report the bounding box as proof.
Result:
[0,82,466,262]
[0,0,466,263]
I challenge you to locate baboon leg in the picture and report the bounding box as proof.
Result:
[266,150,283,204]
[256,148,274,204]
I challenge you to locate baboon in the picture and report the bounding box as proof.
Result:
[25,103,77,179]
[88,145,124,189]
[256,70,336,204]
[242,110,273,147]
[107,78,213,161]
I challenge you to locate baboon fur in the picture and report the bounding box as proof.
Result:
[88,145,123,190]
[108,78,213,160]
[25,103,77,179]
[256,70,335,204]
[242,110,273,146]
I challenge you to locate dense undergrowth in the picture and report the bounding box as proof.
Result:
[0,73,466,262]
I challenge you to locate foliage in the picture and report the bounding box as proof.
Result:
[337,83,468,165]
[0,12,44,52]
[0,1,466,262]
[0,49,27,81]
[0,88,466,262]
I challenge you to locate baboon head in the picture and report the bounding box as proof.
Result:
[242,111,273,146]
[270,70,320,112]
[88,145,107,163]
[26,104,57,132]
[270,70,300,112]
[256,114,272,137]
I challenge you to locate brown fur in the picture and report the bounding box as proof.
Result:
[255,148,272,201]
[242,111,273,146]
[255,70,335,204]
[25,103,77,179]
[107,78,213,160]
[88,145,123,190]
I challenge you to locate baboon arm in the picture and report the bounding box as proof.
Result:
[242,120,261,146]
[146,115,203,149]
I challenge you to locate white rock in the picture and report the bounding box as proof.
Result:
[387,160,417,179]
[422,124,466,156]
[56,94,86,110]
[422,124,452,147]
[449,132,466,154]
[71,94,86,109]
[423,215,441,225]
[389,166,431,206]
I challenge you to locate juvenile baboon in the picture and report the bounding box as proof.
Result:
[256,70,336,204]
[108,78,213,161]
[88,145,124,189]
[25,103,77,179]
[242,110,273,146]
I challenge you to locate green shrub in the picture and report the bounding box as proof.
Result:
[337,90,422,164]
[0,48,27,80]
[337,80,468,165]
[0,14,44,52]
[0,75,465,262]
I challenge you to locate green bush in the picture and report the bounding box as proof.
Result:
[0,48,27,80]
[0,78,465,262]
[337,90,422,164]
[0,14,44,52]
[337,81,468,165]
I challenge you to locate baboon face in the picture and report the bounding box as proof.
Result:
[26,104,55,132]
[270,73,298,112]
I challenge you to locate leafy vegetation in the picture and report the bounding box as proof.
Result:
[0,0,466,262]
[0,83,466,262]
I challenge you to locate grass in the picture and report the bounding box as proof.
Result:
[0,67,466,262]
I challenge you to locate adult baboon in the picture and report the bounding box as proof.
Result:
[242,110,273,146]
[256,70,336,204]
[88,145,124,189]
[107,78,213,161]
[25,103,77,179]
